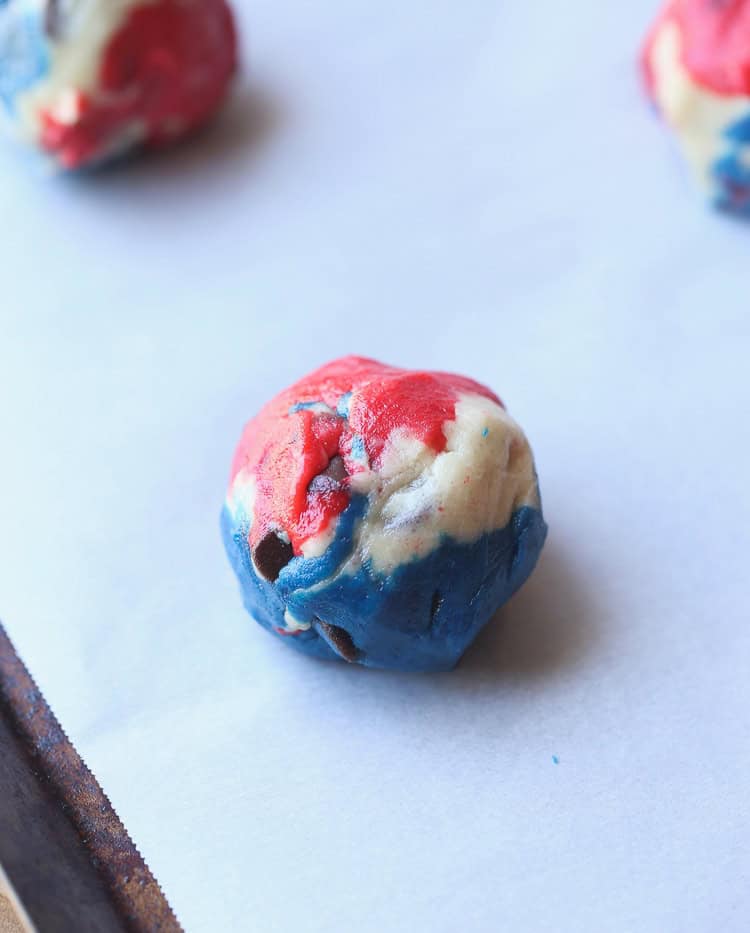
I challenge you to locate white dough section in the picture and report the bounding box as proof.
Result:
[347,392,540,575]
[225,467,256,524]
[15,0,158,140]
[283,608,312,632]
[648,20,750,188]
[299,522,336,559]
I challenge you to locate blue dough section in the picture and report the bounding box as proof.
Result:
[222,495,547,672]
[0,4,49,114]
[712,114,750,216]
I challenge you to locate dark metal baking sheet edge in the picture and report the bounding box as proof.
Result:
[0,623,182,933]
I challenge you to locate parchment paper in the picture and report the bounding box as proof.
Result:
[1,2,748,930]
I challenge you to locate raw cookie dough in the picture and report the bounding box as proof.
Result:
[644,0,750,213]
[0,0,236,169]
[222,356,547,672]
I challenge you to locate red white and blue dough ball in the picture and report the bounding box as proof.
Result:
[222,356,548,673]
[644,0,750,213]
[0,0,237,169]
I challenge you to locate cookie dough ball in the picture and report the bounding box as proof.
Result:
[0,0,237,169]
[643,0,750,213]
[222,356,547,673]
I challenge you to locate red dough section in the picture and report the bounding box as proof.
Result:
[643,0,750,97]
[229,356,503,556]
[40,0,237,168]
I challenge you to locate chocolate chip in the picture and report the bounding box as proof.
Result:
[308,455,350,495]
[316,621,359,663]
[45,0,61,37]
[322,456,348,483]
[253,531,294,582]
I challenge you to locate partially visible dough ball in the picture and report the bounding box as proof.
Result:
[643,0,750,213]
[222,356,548,673]
[0,0,237,169]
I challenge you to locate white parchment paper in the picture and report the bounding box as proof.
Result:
[1,2,748,930]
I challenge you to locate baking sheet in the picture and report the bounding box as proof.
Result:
[1,1,749,930]
[0,624,178,932]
